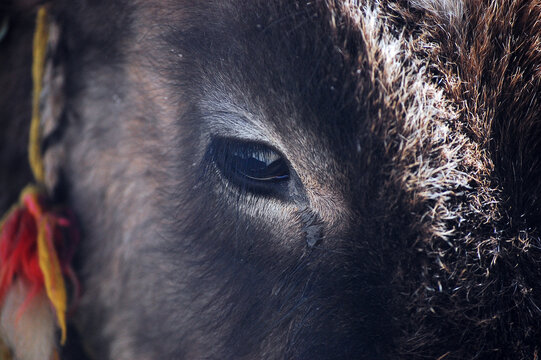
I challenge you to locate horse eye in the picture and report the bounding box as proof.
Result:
[209,138,290,197]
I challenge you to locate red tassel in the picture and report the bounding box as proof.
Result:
[0,186,79,342]
[0,205,42,311]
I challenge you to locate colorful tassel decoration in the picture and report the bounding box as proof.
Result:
[0,186,78,345]
[0,6,79,359]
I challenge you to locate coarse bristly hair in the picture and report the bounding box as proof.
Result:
[2,0,541,359]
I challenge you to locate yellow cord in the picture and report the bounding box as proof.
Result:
[29,6,49,183]
[31,6,69,346]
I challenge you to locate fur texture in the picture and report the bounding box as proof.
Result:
[2,0,541,359]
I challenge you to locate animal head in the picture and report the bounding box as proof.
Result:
[2,1,541,359]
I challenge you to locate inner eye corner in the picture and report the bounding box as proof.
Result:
[208,137,292,198]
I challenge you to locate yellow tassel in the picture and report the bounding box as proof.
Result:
[37,216,67,345]
[7,185,69,345]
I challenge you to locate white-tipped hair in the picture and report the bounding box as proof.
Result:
[410,0,464,25]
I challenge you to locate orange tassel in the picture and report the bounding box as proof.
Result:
[0,186,79,345]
